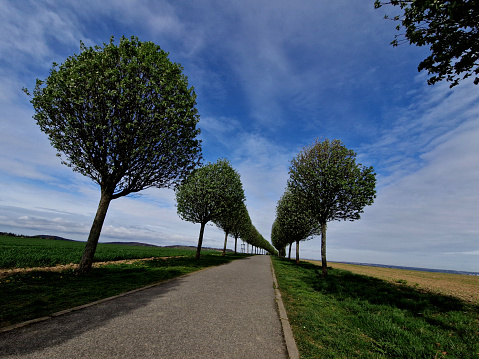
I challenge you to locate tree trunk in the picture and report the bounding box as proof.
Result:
[296,240,300,264]
[222,231,229,256]
[321,223,328,277]
[234,235,238,254]
[77,189,113,274]
[196,222,206,259]
[288,243,292,259]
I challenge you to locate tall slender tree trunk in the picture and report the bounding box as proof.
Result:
[288,243,292,259]
[77,189,113,274]
[196,222,207,259]
[222,231,229,256]
[321,223,328,277]
[296,240,300,264]
[234,235,238,254]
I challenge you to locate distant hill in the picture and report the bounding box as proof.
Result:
[34,235,79,242]
[104,241,159,247]
[1,232,231,252]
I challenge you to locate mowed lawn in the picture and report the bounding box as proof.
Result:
[272,257,479,359]
[0,235,249,329]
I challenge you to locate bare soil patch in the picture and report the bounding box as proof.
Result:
[0,257,176,279]
[306,260,479,303]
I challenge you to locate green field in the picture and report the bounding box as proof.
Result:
[0,235,248,328]
[272,257,479,359]
[0,235,201,268]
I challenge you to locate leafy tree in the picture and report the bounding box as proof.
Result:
[271,220,287,257]
[175,159,245,258]
[24,36,201,274]
[225,202,252,254]
[375,0,479,87]
[275,189,320,263]
[288,139,376,276]
[244,224,277,255]
[213,174,246,256]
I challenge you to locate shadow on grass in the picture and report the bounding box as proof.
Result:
[274,258,479,358]
[276,258,476,322]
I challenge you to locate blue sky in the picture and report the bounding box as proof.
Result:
[1,0,478,272]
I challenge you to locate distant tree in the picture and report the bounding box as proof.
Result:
[271,220,287,257]
[288,139,376,276]
[24,36,201,274]
[213,173,246,256]
[226,202,252,254]
[275,189,320,263]
[175,159,245,259]
[375,0,479,87]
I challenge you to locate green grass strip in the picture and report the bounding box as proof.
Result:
[272,257,479,359]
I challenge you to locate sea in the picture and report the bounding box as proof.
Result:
[331,261,479,277]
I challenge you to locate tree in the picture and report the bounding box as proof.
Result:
[213,176,246,256]
[275,189,320,263]
[175,159,245,258]
[375,0,479,87]
[271,220,287,257]
[226,202,251,254]
[287,139,376,276]
[24,36,201,274]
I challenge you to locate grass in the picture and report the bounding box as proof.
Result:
[272,257,479,359]
[0,235,198,268]
[0,236,250,329]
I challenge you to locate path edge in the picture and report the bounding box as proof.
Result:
[270,256,300,359]
[0,263,217,334]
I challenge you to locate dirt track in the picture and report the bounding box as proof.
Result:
[307,260,479,303]
[0,257,163,279]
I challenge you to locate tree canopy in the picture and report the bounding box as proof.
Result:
[274,189,320,262]
[175,159,245,258]
[216,201,251,255]
[24,36,202,273]
[375,0,479,87]
[287,138,376,275]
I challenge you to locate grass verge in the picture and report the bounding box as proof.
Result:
[1,252,250,329]
[272,257,479,358]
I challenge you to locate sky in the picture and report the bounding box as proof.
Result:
[1,0,478,272]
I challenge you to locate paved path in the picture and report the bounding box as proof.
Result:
[0,256,288,358]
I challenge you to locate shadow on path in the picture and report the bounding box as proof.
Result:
[0,277,183,356]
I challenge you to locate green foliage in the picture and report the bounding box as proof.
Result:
[175,159,246,257]
[24,36,202,197]
[375,0,479,87]
[175,159,245,225]
[240,223,277,255]
[272,257,479,358]
[271,220,287,257]
[274,189,320,251]
[288,138,376,225]
[228,203,252,240]
[285,138,376,275]
[23,35,202,273]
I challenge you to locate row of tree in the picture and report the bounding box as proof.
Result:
[175,158,277,258]
[272,139,377,276]
[25,36,274,274]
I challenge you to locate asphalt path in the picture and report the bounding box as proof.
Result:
[0,255,288,358]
